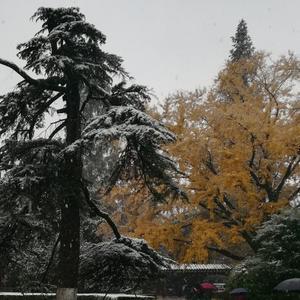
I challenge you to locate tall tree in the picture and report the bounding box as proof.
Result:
[110,53,300,263]
[0,7,182,298]
[230,19,254,61]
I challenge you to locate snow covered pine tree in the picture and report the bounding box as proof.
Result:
[0,7,185,300]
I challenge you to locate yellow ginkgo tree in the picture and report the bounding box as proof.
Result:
[153,52,300,261]
[101,52,300,263]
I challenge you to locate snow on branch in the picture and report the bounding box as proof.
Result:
[80,236,173,292]
[0,58,65,92]
[62,106,175,154]
[83,106,175,144]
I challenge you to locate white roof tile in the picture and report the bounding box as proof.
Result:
[161,263,231,272]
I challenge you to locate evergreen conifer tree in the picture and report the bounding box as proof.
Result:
[230,19,254,61]
[0,7,184,299]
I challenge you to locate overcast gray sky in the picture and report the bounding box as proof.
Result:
[0,0,300,101]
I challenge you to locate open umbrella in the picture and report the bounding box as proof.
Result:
[274,278,300,293]
[199,282,217,291]
[230,288,248,295]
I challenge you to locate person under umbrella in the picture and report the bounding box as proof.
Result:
[198,282,217,300]
[230,288,248,300]
[274,278,300,293]
[274,278,300,298]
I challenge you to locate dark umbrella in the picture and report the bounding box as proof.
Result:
[274,278,300,293]
[230,288,248,295]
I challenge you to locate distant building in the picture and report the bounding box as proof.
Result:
[144,264,231,298]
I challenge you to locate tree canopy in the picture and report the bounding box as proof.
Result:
[0,7,183,295]
[103,52,300,263]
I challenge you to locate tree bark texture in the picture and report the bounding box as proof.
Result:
[56,288,78,300]
[57,74,82,299]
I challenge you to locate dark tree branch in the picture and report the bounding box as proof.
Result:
[248,135,256,168]
[29,92,64,138]
[80,75,111,107]
[249,170,264,188]
[249,169,274,201]
[240,230,257,252]
[275,156,300,197]
[223,193,236,210]
[137,150,159,198]
[213,196,236,220]
[5,139,63,158]
[81,182,121,239]
[102,149,127,196]
[41,233,61,283]
[199,202,233,224]
[288,186,300,202]
[57,107,67,114]
[79,86,92,114]
[173,238,192,244]
[250,155,299,203]
[204,150,218,175]
[199,200,257,251]
[0,58,65,92]
[0,58,39,86]
[49,121,66,139]
[80,97,91,114]
[261,81,280,119]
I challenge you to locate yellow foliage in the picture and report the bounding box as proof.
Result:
[100,53,300,263]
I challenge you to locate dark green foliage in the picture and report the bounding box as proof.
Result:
[227,208,300,299]
[0,6,182,291]
[80,237,172,292]
[0,139,63,290]
[79,106,185,200]
[230,19,254,61]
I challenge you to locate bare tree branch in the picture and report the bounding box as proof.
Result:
[0,58,65,92]
[49,121,66,140]
[81,182,121,239]
[275,156,300,197]
[173,238,192,244]
[41,233,60,283]
[288,186,300,202]
[29,92,64,138]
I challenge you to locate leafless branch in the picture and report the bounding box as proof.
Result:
[49,121,66,140]
[0,58,65,92]
[275,156,299,197]
[81,182,121,239]
[41,233,60,283]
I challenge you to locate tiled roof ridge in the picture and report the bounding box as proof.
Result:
[161,263,232,271]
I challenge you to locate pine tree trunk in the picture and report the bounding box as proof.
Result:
[56,288,78,300]
[57,75,82,300]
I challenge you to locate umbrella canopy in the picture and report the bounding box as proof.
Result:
[230,288,248,295]
[199,282,217,290]
[274,278,300,293]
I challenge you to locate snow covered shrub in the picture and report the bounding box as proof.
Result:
[227,207,300,299]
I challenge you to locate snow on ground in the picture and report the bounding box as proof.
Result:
[0,293,154,300]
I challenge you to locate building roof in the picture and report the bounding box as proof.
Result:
[160,263,231,274]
